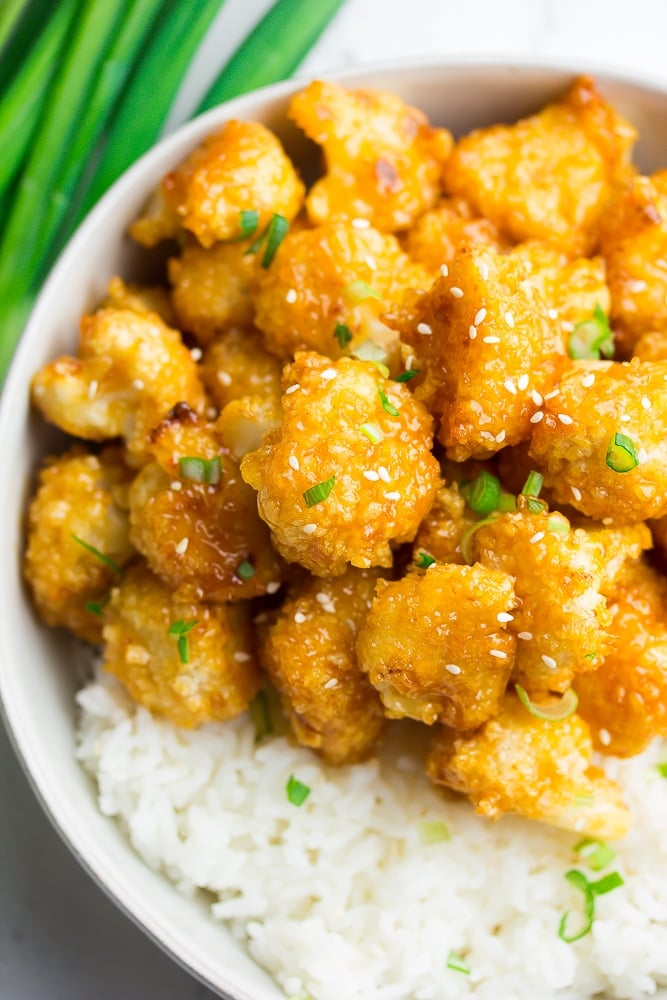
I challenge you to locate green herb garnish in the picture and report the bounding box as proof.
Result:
[521,470,544,498]
[286,774,311,806]
[85,595,110,617]
[237,559,255,581]
[574,838,616,872]
[606,432,639,473]
[394,368,420,383]
[334,322,353,349]
[359,423,383,444]
[460,515,498,565]
[558,868,624,943]
[515,684,578,722]
[344,279,380,302]
[462,470,501,516]
[378,387,400,417]
[178,455,222,485]
[419,820,451,844]
[71,534,123,577]
[229,208,260,242]
[246,212,289,267]
[303,476,336,508]
[446,952,470,974]
[568,304,615,360]
[249,690,272,744]
[656,762,667,778]
[168,618,198,664]
[416,552,436,569]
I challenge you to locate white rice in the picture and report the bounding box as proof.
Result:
[76,672,667,1000]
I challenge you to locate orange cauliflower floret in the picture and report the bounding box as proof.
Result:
[168,242,256,344]
[241,352,440,576]
[258,567,386,765]
[633,330,667,362]
[200,327,282,411]
[427,693,631,839]
[24,447,134,643]
[443,75,636,256]
[253,221,429,362]
[103,276,176,326]
[289,80,452,232]
[412,481,477,566]
[102,563,259,728]
[529,359,667,523]
[403,197,509,273]
[576,560,667,757]
[31,307,206,463]
[131,120,304,248]
[599,171,667,355]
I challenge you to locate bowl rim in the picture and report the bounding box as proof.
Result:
[4,54,667,999]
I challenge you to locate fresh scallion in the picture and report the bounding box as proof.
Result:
[236,559,255,581]
[261,213,289,267]
[71,534,123,577]
[496,491,517,512]
[303,476,336,508]
[178,455,222,485]
[0,0,28,53]
[359,423,383,445]
[548,517,569,534]
[526,497,547,514]
[419,820,451,844]
[568,304,614,361]
[558,868,624,943]
[168,618,198,665]
[249,690,272,743]
[446,952,470,975]
[344,279,380,302]
[334,322,353,349]
[574,838,616,872]
[229,209,260,242]
[463,470,501,516]
[460,515,498,565]
[378,388,400,417]
[656,763,667,778]
[521,470,544,497]
[286,774,311,806]
[85,595,111,617]
[606,432,639,473]
[394,368,420,383]
[416,552,436,569]
[515,684,578,722]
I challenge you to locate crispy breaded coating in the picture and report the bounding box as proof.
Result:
[289,80,452,232]
[241,352,440,576]
[258,567,385,764]
[427,693,631,839]
[31,307,206,463]
[102,563,259,728]
[412,481,477,566]
[356,563,516,728]
[131,120,304,248]
[168,242,256,344]
[129,404,282,602]
[393,245,566,460]
[633,330,667,362]
[200,327,282,411]
[599,171,667,354]
[103,276,176,326]
[443,76,636,255]
[253,221,429,362]
[216,393,282,462]
[529,358,667,523]
[403,197,509,273]
[576,560,667,757]
[24,446,135,643]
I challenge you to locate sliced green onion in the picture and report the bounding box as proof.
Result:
[606,432,639,473]
[526,497,548,515]
[344,279,380,302]
[394,368,420,383]
[249,690,272,744]
[464,470,501,516]
[352,340,388,364]
[286,774,311,807]
[85,595,111,617]
[168,618,198,665]
[229,209,260,242]
[496,491,517,512]
[590,872,624,896]
[372,361,390,379]
[548,517,569,534]
[521,470,544,497]
[574,838,616,872]
[71,534,123,577]
[416,552,436,569]
[572,793,595,807]
[303,476,336,508]
[419,820,451,844]
[515,685,578,721]
[260,213,289,268]
[237,559,255,581]
[178,455,222,485]
[359,423,383,445]
[568,304,614,360]
[558,869,595,943]
[334,322,353,349]
[460,515,498,565]
[446,952,470,975]
[378,388,400,417]
[0,0,28,53]
[656,763,667,778]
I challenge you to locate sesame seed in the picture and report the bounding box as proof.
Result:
[323,677,340,689]
[234,651,252,663]
[490,649,507,659]
[561,320,575,333]
[517,631,533,640]
[384,491,401,501]
[378,466,391,483]
[505,311,515,328]
[132,378,144,391]
[405,354,415,371]
[288,455,300,471]
[529,411,544,424]
[286,288,297,303]
[620,414,631,423]
[544,389,559,400]
[469,325,478,339]
[417,322,433,335]
[285,384,300,394]
[217,371,232,386]
[582,373,595,388]
[557,413,573,425]
[497,612,514,623]
[602,516,613,525]
[170,480,182,491]
[365,255,377,271]
[88,380,98,399]
[450,286,464,298]
[504,378,517,395]
[266,581,280,594]
[445,664,461,675]
[294,612,306,624]
[321,368,337,381]
[495,430,506,443]
[517,374,529,391]
[641,396,651,410]
[530,389,543,406]
[474,308,487,325]
[547,308,558,320]
[175,537,189,554]
[303,523,317,535]
[483,335,500,344]
[541,654,557,670]
[479,262,489,280]
[352,217,371,229]
[529,531,545,544]
[316,592,332,605]
[440,264,449,277]
[598,728,612,746]
[363,470,380,481]
[628,279,647,292]
[190,347,203,361]
[206,407,217,421]
[571,486,583,501]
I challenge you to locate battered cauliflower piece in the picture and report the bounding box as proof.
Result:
[200,327,282,411]
[412,480,477,566]
[24,447,135,643]
[403,197,509,273]
[103,563,259,728]
[129,404,283,602]
[103,276,176,326]
[31,307,206,463]
[529,358,667,523]
[168,242,256,344]
[289,80,453,232]
[599,171,667,354]
[216,393,282,462]
[427,693,631,839]
[576,560,667,757]
[633,330,667,362]
[241,352,440,576]
[394,245,566,460]
[253,222,430,362]
[443,75,636,255]
[258,567,386,765]
[131,120,304,248]
[356,563,516,728]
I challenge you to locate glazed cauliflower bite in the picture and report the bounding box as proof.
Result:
[412,481,478,566]
[258,568,386,765]
[129,403,283,602]
[130,119,304,248]
[253,221,430,362]
[427,693,631,839]
[403,197,510,274]
[168,242,256,344]
[599,171,667,355]
[241,352,440,576]
[103,276,176,326]
[443,75,636,256]
[289,80,453,232]
[200,327,282,411]
[395,245,566,460]
[103,563,259,728]
[529,358,667,523]
[24,447,135,643]
[356,563,516,729]
[576,560,667,757]
[31,306,206,463]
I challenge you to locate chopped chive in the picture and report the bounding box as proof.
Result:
[249,690,272,744]
[85,595,110,617]
[572,793,595,807]
[260,213,289,267]
[344,279,380,302]
[359,423,383,445]
[574,838,616,872]
[656,763,667,778]
[286,774,311,806]
[416,551,436,569]
[568,304,614,360]
[372,361,390,378]
[496,491,517,512]
[237,559,255,581]
[526,497,548,514]
[548,517,569,534]
[464,470,501,516]
[446,952,470,975]
[521,470,544,497]
[334,322,353,349]
[178,455,222,485]
[71,534,123,577]
[606,432,639,473]
[229,209,260,242]
[394,368,420,383]
[378,387,400,417]
[460,515,498,565]
[516,685,578,722]
[590,872,624,896]
[303,476,336,507]
[419,819,451,844]
[168,618,198,665]
[559,869,595,943]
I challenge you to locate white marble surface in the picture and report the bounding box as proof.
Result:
[3,1,667,997]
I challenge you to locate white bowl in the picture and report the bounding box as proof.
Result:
[3,59,667,1000]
